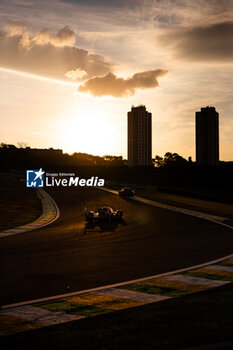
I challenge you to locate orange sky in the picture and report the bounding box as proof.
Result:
[0,0,233,160]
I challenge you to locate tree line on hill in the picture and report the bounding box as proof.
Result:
[0,143,127,168]
[0,143,190,169]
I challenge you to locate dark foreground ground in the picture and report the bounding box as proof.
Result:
[1,187,233,305]
[0,174,41,231]
[1,283,233,350]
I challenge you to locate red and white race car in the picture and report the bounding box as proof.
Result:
[85,206,123,223]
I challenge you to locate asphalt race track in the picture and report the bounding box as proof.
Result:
[1,187,233,305]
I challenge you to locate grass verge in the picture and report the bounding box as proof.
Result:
[37,294,146,317]
[1,283,233,349]
[182,269,233,282]
[120,278,210,297]
[0,173,41,231]
[218,259,233,266]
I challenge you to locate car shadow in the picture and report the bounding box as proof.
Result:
[83,218,126,234]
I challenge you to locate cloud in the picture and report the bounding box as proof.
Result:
[0,21,113,81]
[159,21,233,62]
[32,25,76,47]
[77,69,168,97]
[61,0,125,7]
[4,19,27,36]
[65,68,87,80]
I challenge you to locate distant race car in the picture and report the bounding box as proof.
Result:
[85,206,123,223]
[118,187,135,197]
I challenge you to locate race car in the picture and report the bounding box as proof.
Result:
[85,206,123,223]
[118,187,135,197]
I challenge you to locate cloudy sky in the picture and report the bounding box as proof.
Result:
[0,0,233,160]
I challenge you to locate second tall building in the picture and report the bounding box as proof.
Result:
[128,105,152,167]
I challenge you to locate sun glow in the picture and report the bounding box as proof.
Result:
[61,108,120,156]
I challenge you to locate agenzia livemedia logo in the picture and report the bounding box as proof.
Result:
[26,168,45,187]
[26,169,105,187]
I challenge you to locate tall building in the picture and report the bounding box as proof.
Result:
[196,106,219,166]
[128,105,152,167]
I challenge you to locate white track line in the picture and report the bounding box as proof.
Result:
[0,189,59,237]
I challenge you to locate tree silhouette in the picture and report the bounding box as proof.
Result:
[153,152,188,167]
